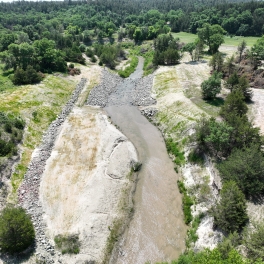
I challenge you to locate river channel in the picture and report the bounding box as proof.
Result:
[105,57,186,263]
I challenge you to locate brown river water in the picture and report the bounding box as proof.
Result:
[105,57,186,263]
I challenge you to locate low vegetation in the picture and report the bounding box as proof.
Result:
[103,219,122,264]
[118,56,138,78]
[165,138,185,167]
[0,111,25,157]
[0,76,76,194]
[185,215,203,248]
[54,234,80,255]
[177,180,193,225]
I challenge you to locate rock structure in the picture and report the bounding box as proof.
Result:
[87,69,123,107]
[87,70,156,108]
[16,78,87,264]
[131,74,157,106]
[140,108,158,118]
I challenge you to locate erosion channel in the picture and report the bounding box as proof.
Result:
[103,57,187,263]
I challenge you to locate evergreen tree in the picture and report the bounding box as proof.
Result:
[0,207,35,254]
[212,181,248,233]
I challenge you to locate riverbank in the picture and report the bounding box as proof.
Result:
[1,68,140,263]
[87,57,187,263]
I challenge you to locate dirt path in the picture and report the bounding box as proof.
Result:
[249,88,264,134]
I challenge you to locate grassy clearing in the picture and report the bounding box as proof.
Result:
[143,50,155,76]
[154,69,205,137]
[184,85,223,117]
[223,35,259,47]
[0,66,15,93]
[172,31,259,47]
[154,69,179,97]
[0,75,76,198]
[172,32,198,44]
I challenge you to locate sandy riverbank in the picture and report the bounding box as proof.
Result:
[39,106,138,263]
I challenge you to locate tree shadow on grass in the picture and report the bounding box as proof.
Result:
[2,69,14,77]
[205,97,225,107]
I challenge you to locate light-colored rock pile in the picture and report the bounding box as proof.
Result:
[87,70,156,108]
[131,74,156,106]
[87,69,123,107]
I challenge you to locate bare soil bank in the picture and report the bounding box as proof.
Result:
[39,106,138,263]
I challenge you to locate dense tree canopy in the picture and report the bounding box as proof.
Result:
[218,144,264,197]
[197,24,226,54]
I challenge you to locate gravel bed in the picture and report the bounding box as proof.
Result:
[87,69,123,107]
[86,70,156,108]
[131,74,157,106]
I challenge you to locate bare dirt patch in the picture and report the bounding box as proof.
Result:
[249,88,264,134]
[39,106,138,263]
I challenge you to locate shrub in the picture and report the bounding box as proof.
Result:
[4,122,12,133]
[194,117,233,158]
[244,221,264,261]
[176,248,251,264]
[220,90,248,120]
[91,55,97,63]
[201,72,222,100]
[132,161,142,172]
[54,234,80,254]
[217,232,241,259]
[0,139,14,156]
[177,180,186,194]
[13,66,42,85]
[79,44,86,52]
[14,118,25,129]
[186,214,204,248]
[188,149,204,165]
[86,48,94,58]
[0,206,35,254]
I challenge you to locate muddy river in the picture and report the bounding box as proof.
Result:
[105,57,186,263]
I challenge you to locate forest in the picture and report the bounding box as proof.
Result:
[0,0,264,263]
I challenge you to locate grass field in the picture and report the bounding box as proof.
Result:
[0,74,76,200]
[172,32,260,47]
[172,32,198,44]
